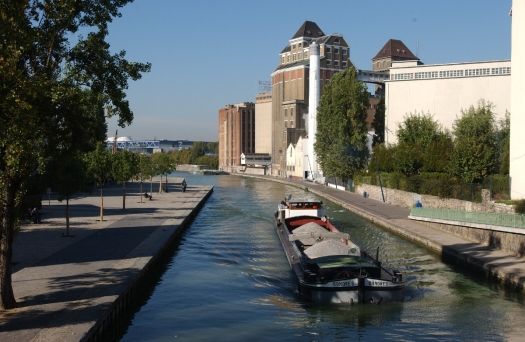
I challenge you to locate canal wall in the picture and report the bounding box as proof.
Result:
[412,218,525,257]
[356,183,525,256]
[85,186,213,342]
[355,183,514,213]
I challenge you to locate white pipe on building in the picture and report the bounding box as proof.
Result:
[307,42,321,180]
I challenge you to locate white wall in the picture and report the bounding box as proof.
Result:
[511,0,525,199]
[385,61,511,144]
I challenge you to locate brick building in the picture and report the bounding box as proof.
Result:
[271,21,352,176]
[218,102,255,171]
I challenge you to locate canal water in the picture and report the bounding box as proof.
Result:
[121,174,525,341]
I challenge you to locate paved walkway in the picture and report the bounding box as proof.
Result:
[246,174,525,290]
[0,177,213,341]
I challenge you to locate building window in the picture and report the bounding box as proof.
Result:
[326,46,331,53]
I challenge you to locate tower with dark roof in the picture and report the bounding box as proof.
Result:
[270,21,353,177]
[372,39,420,72]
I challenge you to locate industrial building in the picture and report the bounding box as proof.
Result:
[218,102,255,171]
[384,60,511,144]
[271,21,352,177]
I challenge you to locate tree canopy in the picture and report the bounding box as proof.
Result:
[0,0,150,309]
[315,68,370,179]
[392,113,452,176]
[450,102,498,183]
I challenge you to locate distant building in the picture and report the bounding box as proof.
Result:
[384,59,511,144]
[255,92,272,154]
[218,102,255,171]
[271,21,352,177]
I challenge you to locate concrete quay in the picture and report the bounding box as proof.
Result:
[0,177,213,341]
[241,174,525,291]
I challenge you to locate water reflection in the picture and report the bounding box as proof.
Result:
[121,174,525,341]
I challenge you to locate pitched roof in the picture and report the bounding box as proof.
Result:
[373,39,418,61]
[316,35,349,48]
[292,21,325,39]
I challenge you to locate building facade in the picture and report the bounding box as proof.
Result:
[271,21,352,177]
[511,0,525,199]
[385,60,511,144]
[255,92,272,154]
[218,102,255,171]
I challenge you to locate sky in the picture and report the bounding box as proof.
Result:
[105,0,512,142]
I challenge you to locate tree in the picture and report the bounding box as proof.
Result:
[112,150,138,210]
[190,141,208,162]
[393,113,451,176]
[369,144,395,173]
[315,68,370,179]
[496,111,510,175]
[48,153,86,237]
[0,1,150,309]
[151,153,174,193]
[450,102,498,183]
[85,143,112,222]
[372,97,385,146]
[136,154,153,202]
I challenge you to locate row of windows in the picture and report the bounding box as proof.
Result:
[391,66,511,81]
[281,46,349,65]
[326,60,347,68]
[325,46,348,55]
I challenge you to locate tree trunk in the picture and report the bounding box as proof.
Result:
[165,173,168,193]
[0,184,18,310]
[65,195,70,236]
[159,175,163,193]
[99,187,104,222]
[122,182,126,210]
[139,180,143,203]
[150,176,153,194]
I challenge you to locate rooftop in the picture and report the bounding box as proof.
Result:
[373,39,418,61]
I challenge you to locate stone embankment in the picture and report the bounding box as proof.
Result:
[0,177,213,341]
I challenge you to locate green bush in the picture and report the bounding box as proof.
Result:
[515,200,525,214]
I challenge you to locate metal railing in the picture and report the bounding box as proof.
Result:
[410,207,525,229]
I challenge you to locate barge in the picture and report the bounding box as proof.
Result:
[275,198,404,304]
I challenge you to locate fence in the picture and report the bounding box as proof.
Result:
[411,207,525,229]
